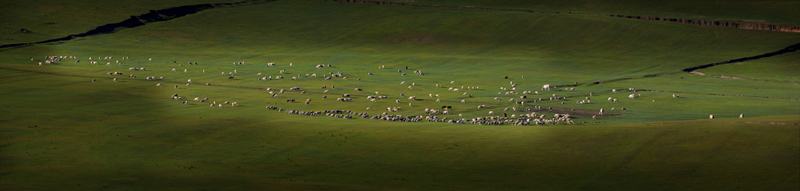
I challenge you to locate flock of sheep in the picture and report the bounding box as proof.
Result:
[32,55,743,125]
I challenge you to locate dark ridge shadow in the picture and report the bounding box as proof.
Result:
[681,42,800,72]
[0,0,277,50]
[588,42,799,85]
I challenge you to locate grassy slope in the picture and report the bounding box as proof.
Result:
[374,0,800,27]
[0,0,243,45]
[1,0,799,190]
[697,52,800,83]
[44,0,800,122]
[0,69,797,190]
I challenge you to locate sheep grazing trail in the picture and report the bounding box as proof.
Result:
[689,71,799,85]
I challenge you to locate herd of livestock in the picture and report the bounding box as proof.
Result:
[33,55,739,126]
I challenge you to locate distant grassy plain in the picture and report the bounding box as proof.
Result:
[370,0,800,27]
[1,0,798,190]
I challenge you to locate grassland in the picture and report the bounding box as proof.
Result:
[370,0,800,27]
[1,0,799,190]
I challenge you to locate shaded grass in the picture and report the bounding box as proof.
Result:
[370,0,800,27]
[0,0,244,45]
[0,0,799,190]
[1,75,797,190]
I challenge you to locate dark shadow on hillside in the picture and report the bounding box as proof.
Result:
[586,42,800,86]
[681,42,800,72]
[0,0,277,50]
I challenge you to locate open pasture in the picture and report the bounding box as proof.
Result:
[1,0,799,190]
[366,0,800,27]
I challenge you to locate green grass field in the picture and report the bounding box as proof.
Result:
[369,0,800,27]
[1,0,799,190]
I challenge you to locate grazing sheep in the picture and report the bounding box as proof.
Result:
[709,115,714,119]
[542,84,550,90]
